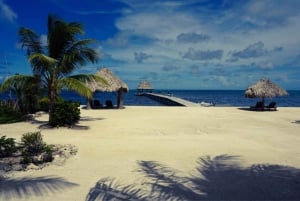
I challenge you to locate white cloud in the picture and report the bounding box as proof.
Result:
[259,61,274,70]
[40,34,48,47]
[104,31,131,47]
[161,64,180,72]
[116,12,201,40]
[177,32,210,43]
[101,0,300,89]
[231,41,267,59]
[182,48,223,61]
[0,0,17,22]
[134,51,152,63]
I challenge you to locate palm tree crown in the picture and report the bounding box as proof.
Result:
[1,14,105,122]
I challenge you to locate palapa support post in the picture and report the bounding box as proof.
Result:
[117,88,124,109]
[86,98,92,109]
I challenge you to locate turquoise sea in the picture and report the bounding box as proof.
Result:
[1,90,299,107]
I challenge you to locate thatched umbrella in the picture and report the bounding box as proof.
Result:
[245,78,288,105]
[136,80,153,95]
[87,68,129,109]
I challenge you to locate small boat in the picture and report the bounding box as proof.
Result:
[199,101,215,107]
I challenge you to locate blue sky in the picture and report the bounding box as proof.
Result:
[0,0,300,90]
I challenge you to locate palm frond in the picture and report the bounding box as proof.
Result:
[18,27,43,55]
[68,22,84,35]
[58,40,99,74]
[29,53,57,64]
[28,53,57,75]
[69,74,107,86]
[47,15,84,60]
[0,75,35,93]
[59,77,93,98]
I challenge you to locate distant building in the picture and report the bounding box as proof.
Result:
[136,80,153,95]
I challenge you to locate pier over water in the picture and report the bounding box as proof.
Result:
[144,93,199,107]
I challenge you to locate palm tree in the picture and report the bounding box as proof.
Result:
[16,14,105,122]
[0,74,40,114]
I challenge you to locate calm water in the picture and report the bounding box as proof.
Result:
[1,90,299,107]
[61,90,300,107]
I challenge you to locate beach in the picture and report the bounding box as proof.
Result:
[1,106,300,200]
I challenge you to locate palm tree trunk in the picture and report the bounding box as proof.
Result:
[48,84,56,123]
[117,89,124,109]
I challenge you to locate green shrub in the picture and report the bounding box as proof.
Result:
[38,97,50,112]
[50,101,80,127]
[20,131,54,164]
[42,144,54,162]
[21,131,46,156]
[0,105,22,124]
[0,135,17,157]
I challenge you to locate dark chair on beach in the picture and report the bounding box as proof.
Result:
[91,99,102,109]
[105,100,114,109]
[250,101,264,111]
[265,102,277,111]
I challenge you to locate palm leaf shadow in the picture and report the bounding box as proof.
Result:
[86,155,300,200]
[192,155,300,200]
[137,160,202,200]
[86,177,148,201]
[0,176,78,200]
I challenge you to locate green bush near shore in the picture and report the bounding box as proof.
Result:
[38,97,50,112]
[0,105,22,124]
[50,100,80,127]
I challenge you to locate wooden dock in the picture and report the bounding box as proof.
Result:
[144,93,199,107]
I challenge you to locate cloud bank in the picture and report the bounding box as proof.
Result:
[0,0,17,22]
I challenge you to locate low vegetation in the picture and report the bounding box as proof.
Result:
[20,131,54,164]
[50,100,80,127]
[0,105,22,124]
[0,136,18,157]
[38,97,50,112]
[0,97,81,128]
[0,131,77,173]
[0,131,53,166]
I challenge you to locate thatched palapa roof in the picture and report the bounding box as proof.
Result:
[87,68,129,93]
[137,80,152,90]
[86,67,128,109]
[245,78,288,98]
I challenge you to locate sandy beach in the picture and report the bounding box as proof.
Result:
[1,106,300,200]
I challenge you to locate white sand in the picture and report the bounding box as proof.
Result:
[1,106,300,200]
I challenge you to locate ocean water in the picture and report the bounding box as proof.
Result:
[1,90,299,107]
[60,90,300,107]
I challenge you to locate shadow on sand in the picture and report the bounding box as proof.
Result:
[86,155,300,201]
[0,176,78,200]
[237,107,276,112]
[37,124,90,130]
[34,116,105,130]
[80,116,106,122]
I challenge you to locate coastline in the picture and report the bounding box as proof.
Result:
[1,106,300,200]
